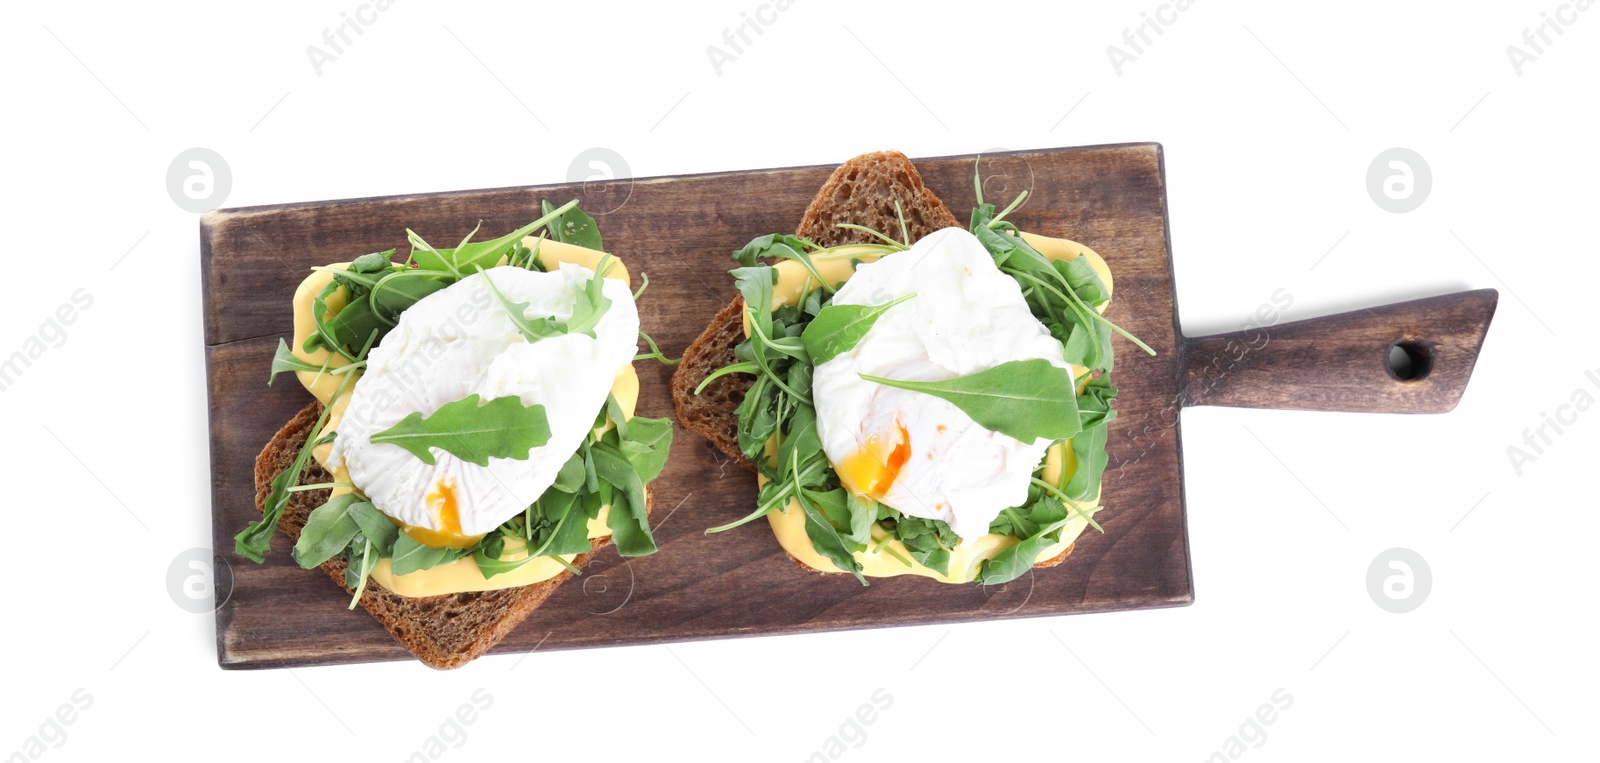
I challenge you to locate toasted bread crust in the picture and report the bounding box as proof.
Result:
[254,402,649,670]
[794,150,962,245]
[668,296,758,473]
[671,150,1075,578]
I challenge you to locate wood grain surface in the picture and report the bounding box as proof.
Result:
[202,144,1489,669]
[1180,289,1497,413]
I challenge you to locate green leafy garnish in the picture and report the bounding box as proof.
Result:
[542,199,603,251]
[799,293,916,366]
[475,254,616,343]
[291,494,366,569]
[370,393,552,466]
[860,358,1082,443]
[477,266,567,343]
[562,255,616,338]
[390,533,466,576]
[1065,375,1117,501]
[268,338,323,385]
[593,441,657,557]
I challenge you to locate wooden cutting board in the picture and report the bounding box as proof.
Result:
[202,144,1496,669]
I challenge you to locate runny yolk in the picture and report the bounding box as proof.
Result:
[835,422,911,500]
[399,478,486,550]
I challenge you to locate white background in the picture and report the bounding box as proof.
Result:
[2,0,1595,760]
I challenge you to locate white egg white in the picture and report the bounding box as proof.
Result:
[811,227,1069,540]
[330,263,638,536]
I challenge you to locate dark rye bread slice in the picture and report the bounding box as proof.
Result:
[670,151,961,472]
[254,402,650,669]
[669,151,1075,575]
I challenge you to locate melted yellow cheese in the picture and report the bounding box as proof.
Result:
[286,237,639,597]
[755,231,1112,582]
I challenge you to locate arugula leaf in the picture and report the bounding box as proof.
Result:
[845,492,877,550]
[349,500,400,556]
[1065,422,1111,502]
[472,549,537,580]
[268,338,322,385]
[1062,376,1118,501]
[989,495,1069,538]
[1077,374,1118,429]
[799,293,916,366]
[543,199,604,251]
[1055,256,1110,306]
[389,532,464,576]
[528,489,595,559]
[774,403,821,478]
[732,233,816,267]
[796,489,867,584]
[344,535,373,591]
[978,517,1070,586]
[370,393,551,466]
[592,441,657,556]
[552,449,588,493]
[563,257,614,338]
[730,233,836,293]
[860,358,1082,443]
[368,273,447,321]
[884,511,958,577]
[904,541,950,577]
[1060,318,1112,371]
[349,249,396,273]
[291,494,365,568]
[302,278,387,360]
[734,376,780,462]
[420,202,580,277]
[730,266,776,340]
[477,267,567,343]
[618,416,674,483]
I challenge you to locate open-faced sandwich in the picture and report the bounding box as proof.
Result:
[239,200,674,669]
[672,152,1151,585]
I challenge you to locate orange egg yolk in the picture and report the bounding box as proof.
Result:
[399,478,486,549]
[835,422,911,500]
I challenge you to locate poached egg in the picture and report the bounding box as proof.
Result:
[811,227,1070,540]
[330,263,638,542]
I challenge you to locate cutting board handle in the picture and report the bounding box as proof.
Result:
[1178,289,1498,413]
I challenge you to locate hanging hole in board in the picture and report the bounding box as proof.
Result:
[1385,340,1433,382]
